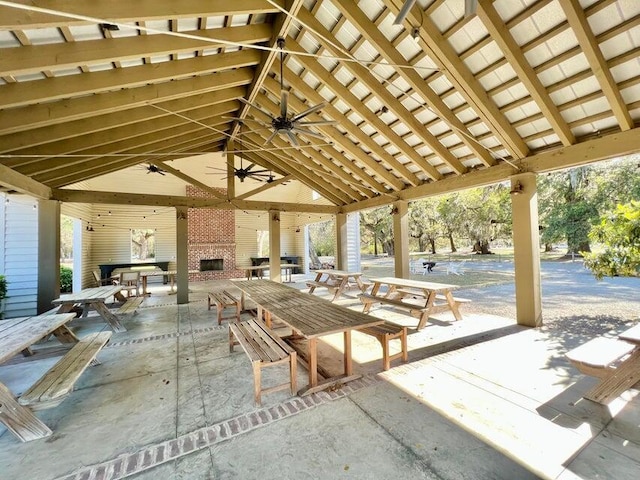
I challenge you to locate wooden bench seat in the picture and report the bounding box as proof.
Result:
[208,290,241,325]
[116,296,144,315]
[229,319,297,406]
[360,293,429,312]
[19,331,112,411]
[395,289,471,304]
[358,322,408,371]
[566,337,636,379]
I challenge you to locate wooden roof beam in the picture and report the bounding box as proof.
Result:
[0,86,246,154]
[0,68,254,136]
[335,0,494,169]
[477,1,575,146]
[0,1,282,31]
[296,10,464,176]
[0,163,52,199]
[560,0,633,131]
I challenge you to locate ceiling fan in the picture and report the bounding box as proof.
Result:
[237,38,337,147]
[393,0,477,25]
[144,164,166,175]
[206,157,276,183]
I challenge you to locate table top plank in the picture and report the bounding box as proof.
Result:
[619,323,640,344]
[369,277,458,291]
[52,286,123,304]
[0,313,76,364]
[314,269,362,277]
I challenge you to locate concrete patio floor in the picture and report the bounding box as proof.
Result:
[0,262,639,479]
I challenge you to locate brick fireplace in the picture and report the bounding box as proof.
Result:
[186,186,244,280]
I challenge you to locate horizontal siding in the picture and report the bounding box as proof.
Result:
[2,195,38,318]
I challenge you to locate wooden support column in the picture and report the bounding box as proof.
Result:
[269,210,281,283]
[37,199,60,314]
[226,141,235,200]
[392,201,409,278]
[335,213,348,270]
[511,173,542,327]
[176,206,189,304]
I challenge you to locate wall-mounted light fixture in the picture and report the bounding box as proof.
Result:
[510,181,524,196]
[272,214,280,222]
[390,206,399,215]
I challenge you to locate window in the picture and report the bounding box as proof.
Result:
[131,229,156,262]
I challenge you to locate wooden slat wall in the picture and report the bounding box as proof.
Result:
[1,194,39,317]
[89,205,177,276]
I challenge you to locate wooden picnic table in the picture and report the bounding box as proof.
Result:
[233,280,383,396]
[0,313,77,442]
[573,323,640,405]
[361,277,464,330]
[242,264,300,282]
[111,269,199,295]
[52,285,126,332]
[307,269,369,301]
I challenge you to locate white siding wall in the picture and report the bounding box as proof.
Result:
[346,213,361,272]
[89,205,177,274]
[1,194,39,317]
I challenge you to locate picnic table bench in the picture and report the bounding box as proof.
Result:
[566,323,640,404]
[229,319,297,406]
[208,290,241,324]
[0,313,111,442]
[357,322,408,371]
[307,269,369,301]
[360,277,467,330]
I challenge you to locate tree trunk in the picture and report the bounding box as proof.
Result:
[373,233,378,256]
[473,239,492,254]
[308,236,321,268]
[429,238,436,254]
[544,242,553,252]
[448,233,457,253]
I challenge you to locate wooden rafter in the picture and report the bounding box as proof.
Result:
[560,0,633,131]
[477,0,575,146]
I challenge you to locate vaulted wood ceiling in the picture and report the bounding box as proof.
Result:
[1,0,639,213]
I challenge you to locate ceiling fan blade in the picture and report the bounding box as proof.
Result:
[247,169,270,174]
[281,90,289,119]
[393,0,417,25]
[292,127,326,140]
[264,130,279,145]
[285,130,300,147]
[290,102,327,122]
[238,97,276,121]
[244,163,256,171]
[296,120,337,126]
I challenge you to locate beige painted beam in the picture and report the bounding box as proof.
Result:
[51,189,340,214]
[37,199,61,313]
[269,210,282,283]
[45,133,226,188]
[28,119,232,181]
[560,0,633,131]
[234,175,293,200]
[510,173,542,327]
[385,0,529,160]
[175,206,189,305]
[334,0,494,169]
[0,50,260,109]
[14,109,236,174]
[341,126,640,213]
[0,68,253,135]
[297,10,467,176]
[477,1,575,146]
[0,86,246,153]
[155,161,225,199]
[0,0,284,29]
[392,201,409,278]
[0,163,52,199]
[335,213,348,271]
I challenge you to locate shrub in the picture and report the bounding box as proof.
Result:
[0,274,7,300]
[60,266,73,293]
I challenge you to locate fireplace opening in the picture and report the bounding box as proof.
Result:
[200,258,223,271]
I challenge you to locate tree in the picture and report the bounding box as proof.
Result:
[583,201,640,279]
[60,215,73,261]
[409,198,439,253]
[459,185,511,254]
[437,193,467,253]
[132,229,155,260]
[360,207,394,255]
[308,220,335,256]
